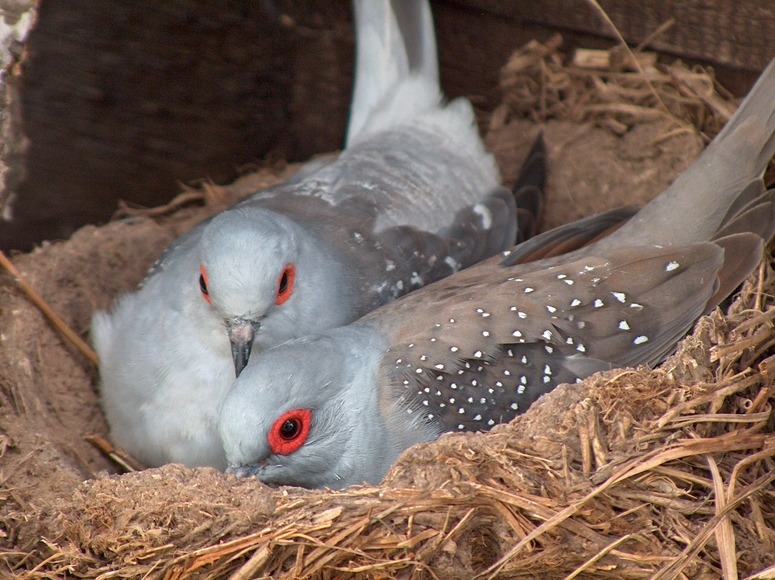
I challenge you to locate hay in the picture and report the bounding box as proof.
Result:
[1,37,773,578]
[490,34,735,138]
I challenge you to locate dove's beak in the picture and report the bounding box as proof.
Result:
[228,318,260,377]
[226,464,259,478]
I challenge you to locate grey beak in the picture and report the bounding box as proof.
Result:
[225,464,254,478]
[226,462,267,479]
[228,318,260,377]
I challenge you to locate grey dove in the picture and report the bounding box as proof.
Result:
[219,56,775,490]
[92,0,534,470]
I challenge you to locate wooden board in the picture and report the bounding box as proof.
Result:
[1,0,773,250]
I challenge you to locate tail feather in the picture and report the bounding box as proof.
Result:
[713,191,775,242]
[718,179,767,225]
[595,58,775,249]
[390,0,438,83]
[512,133,547,243]
[705,233,766,313]
[711,58,775,176]
[346,0,439,146]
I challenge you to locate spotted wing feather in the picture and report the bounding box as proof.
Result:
[373,242,727,433]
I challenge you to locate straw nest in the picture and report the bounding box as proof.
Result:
[1,37,773,579]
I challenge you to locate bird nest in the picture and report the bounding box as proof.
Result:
[1,37,774,579]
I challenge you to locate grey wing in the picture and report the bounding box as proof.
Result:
[358,186,517,309]
[377,242,728,433]
[354,134,551,307]
[377,188,516,278]
[501,206,638,266]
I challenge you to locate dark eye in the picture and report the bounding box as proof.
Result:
[268,408,311,455]
[280,418,300,439]
[275,263,296,305]
[199,265,211,304]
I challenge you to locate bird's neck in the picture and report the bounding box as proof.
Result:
[373,361,442,465]
[321,325,438,485]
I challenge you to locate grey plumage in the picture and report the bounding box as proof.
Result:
[92,0,531,470]
[219,56,775,490]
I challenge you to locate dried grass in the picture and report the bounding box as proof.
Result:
[490,35,736,140]
[1,37,774,579]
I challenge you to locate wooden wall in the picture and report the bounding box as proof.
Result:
[1,0,773,250]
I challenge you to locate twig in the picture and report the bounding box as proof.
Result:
[582,0,673,121]
[84,435,144,472]
[0,250,99,366]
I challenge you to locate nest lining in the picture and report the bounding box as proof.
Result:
[0,37,773,579]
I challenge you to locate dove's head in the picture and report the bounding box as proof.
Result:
[218,326,439,489]
[198,206,342,377]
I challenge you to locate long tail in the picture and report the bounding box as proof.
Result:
[512,133,548,243]
[596,58,775,249]
[346,0,440,146]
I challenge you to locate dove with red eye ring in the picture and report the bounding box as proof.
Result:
[91,0,544,471]
[219,55,775,489]
[220,330,430,488]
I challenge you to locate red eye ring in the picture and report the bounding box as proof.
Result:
[268,408,311,455]
[199,264,211,304]
[275,263,296,305]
